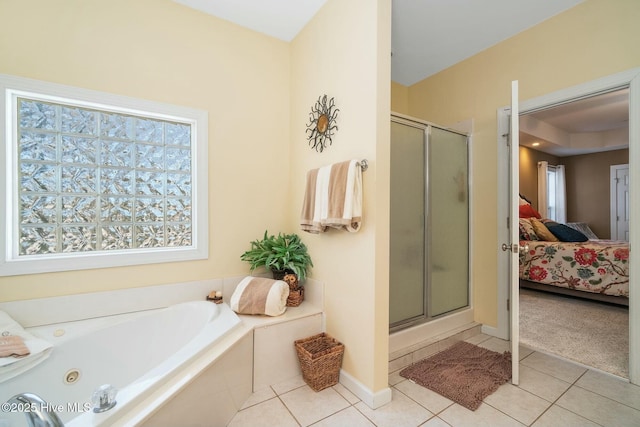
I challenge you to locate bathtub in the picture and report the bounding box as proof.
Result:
[0,300,243,426]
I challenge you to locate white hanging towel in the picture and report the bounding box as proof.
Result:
[300,160,362,233]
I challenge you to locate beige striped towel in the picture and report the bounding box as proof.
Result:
[230,277,289,316]
[0,335,30,358]
[300,159,362,233]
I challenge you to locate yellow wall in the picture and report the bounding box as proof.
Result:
[0,0,291,300]
[520,146,629,239]
[290,0,391,393]
[391,81,409,114]
[401,0,640,326]
[519,146,559,211]
[564,149,629,238]
[1,0,391,395]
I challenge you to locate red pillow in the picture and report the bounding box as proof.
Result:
[519,204,541,219]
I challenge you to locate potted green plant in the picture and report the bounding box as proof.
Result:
[240,231,313,307]
[240,230,313,282]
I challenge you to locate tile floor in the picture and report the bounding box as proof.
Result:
[227,333,640,427]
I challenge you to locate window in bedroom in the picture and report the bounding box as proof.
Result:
[0,75,208,276]
[538,161,566,223]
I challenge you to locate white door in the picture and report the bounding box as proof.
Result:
[502,81,520,385]
[497,69,640,385]
[611,164,630,241]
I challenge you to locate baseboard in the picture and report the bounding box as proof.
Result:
[480,324,502,338]
[339,369,392,409]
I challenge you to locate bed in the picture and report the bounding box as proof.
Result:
[518,209,629,306]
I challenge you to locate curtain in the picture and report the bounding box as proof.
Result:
[555,165,567,223]
[537,161,548,218]
[537,161,567,222]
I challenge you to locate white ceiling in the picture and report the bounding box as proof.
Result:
[390,0,585,86]
[175,0,585,86]
[520,89,630,157]
[527,90,629,134]
[173,0,327,42]
[174,0,628,156]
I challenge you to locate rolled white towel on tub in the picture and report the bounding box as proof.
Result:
[230,277,290,316]
[0,311,53,383]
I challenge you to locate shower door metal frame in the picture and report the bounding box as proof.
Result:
[390,113,471,332]
[390,115,428,331]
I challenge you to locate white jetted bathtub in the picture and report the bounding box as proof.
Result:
[0,300,244,426]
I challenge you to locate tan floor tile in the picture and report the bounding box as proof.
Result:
[280,385,350,426]
[575,369,640,410]
[271,374,307,395]
[421,416,453,427]
[394,379,454,414]
[239,386,277,409]
[557,386,640,427]
[476,336,510,353]
[332,382,361,404]
[531,405,600,427]
[389,369,405,386]
[228,397,298,427]
[414,342,444,361]
[464,333,492,345]
[312,406,375,427]
[355,388,432,427]
[439,403,525,427]
[390,353,414,372]
[519,345,534,360]
[520,351,587,383]
[484,383,551,425]
[517,365,572,402]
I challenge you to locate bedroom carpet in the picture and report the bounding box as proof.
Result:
[520,288,629,378]
[399,341,511,411]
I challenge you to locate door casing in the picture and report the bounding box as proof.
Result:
[496,67,640,384]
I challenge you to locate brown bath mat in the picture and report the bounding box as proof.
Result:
[399,341,511,411]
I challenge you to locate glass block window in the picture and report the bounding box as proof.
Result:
[17,98,192,255]
[1,75,208,276]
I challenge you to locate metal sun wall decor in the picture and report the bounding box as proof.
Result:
[306,95,339,152]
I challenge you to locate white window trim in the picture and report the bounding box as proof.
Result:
[0,74,208,276]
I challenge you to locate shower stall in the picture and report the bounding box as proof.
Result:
[389,114,470,331]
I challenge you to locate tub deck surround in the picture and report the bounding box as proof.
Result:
[0,301,243,426]
[0,276,325,327]
[0,279,227,328]
[0,278,326,426]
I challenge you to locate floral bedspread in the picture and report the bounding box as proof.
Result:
[519,240,629,297]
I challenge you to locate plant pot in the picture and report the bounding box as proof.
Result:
[271,269,292,281]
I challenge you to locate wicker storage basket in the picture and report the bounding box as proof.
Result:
[287,287,304,307]
[294,333,344,391]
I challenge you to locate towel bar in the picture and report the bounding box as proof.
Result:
[358,159,368,172]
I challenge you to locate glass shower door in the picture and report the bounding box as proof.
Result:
[389,121,425,327]
[428,127,469,316]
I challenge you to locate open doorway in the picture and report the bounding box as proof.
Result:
[497,69,640,385]
[517,89,630,377]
